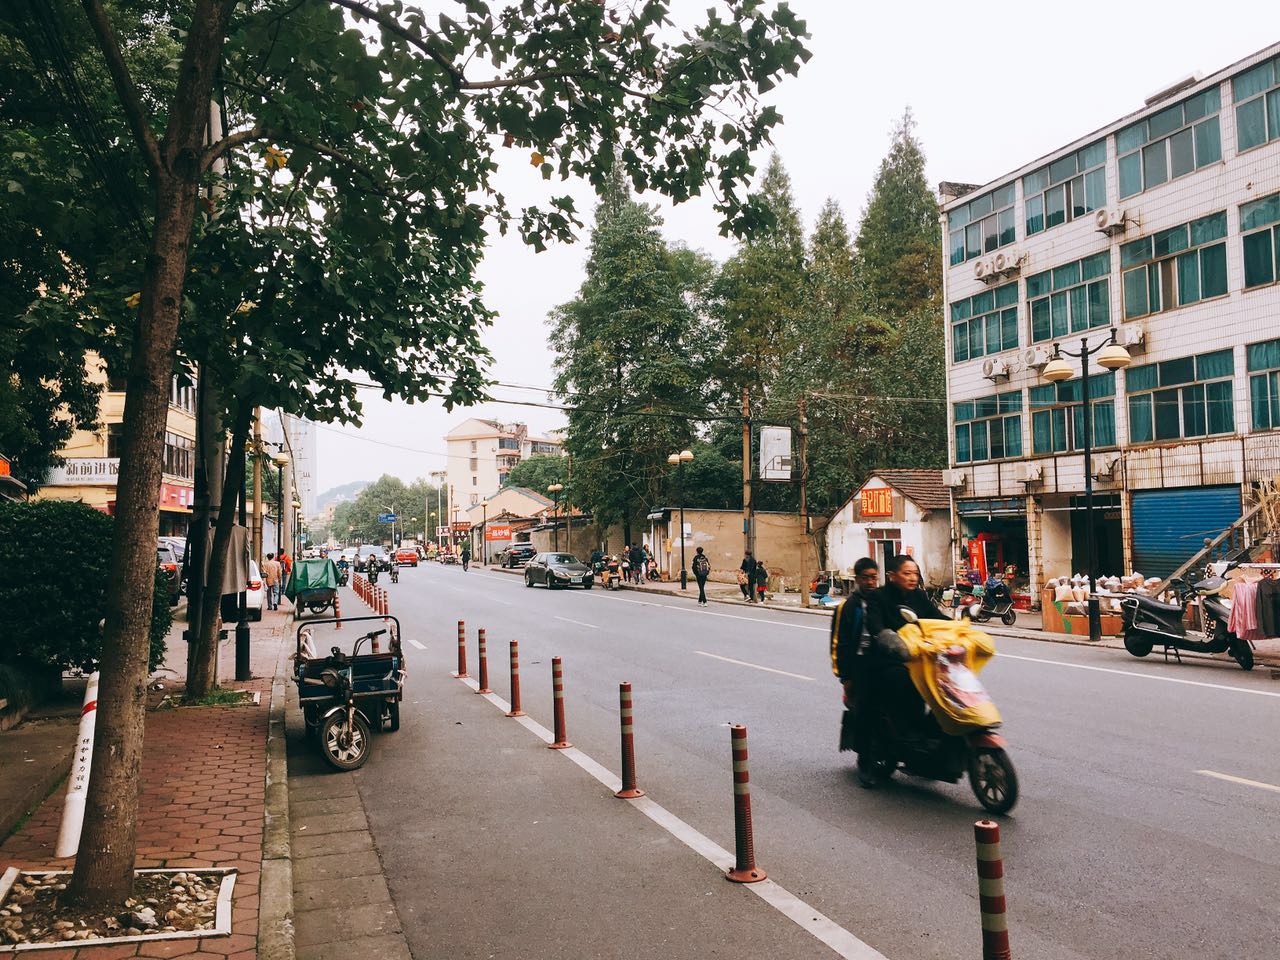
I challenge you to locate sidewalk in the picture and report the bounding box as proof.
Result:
[1,603,294,960]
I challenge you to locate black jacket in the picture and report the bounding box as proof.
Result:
[629,546,645,566]
[864,583,949,639]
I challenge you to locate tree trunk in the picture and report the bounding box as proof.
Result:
[188,403,251,699]
[66,174,202,906]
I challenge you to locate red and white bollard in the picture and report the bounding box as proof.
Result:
[334,593,342,630]
[725,724,766,883]
[476,628,491,694]
[548,656,571,749]
[974,820,1012,959]
[614,682,643,798]
[506,640,524,717]
[55,672,99,857]
[456,620,469,678]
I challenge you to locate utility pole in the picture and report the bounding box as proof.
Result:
[741,387,753,560]
[797,395,811,608]
[251,408,262,565]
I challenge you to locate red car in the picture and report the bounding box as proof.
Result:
[395,547,419,567]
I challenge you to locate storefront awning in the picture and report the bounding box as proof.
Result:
[646,508,671,521]
[955,497,1026,517]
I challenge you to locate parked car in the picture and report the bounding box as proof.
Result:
[246,559,264,621]
[157,544,181,606]
[160,536,187,562]
[395,546,419,567]
[356,544,390,572]
[524,553,593,589]
[499,543,538,569]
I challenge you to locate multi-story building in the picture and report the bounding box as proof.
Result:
[444,418,565,514]
[941,42,1280,596]
[38,354,197,536]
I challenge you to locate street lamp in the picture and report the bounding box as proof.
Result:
[292,499,302,563]
[667,449,695,588]
[1041,330,1131,643]
[547,483,564,551]
[271,453,289,556]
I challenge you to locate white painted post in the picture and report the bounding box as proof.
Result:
[55,671,99,858]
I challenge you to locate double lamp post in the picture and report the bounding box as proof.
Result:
[667,449,693,588]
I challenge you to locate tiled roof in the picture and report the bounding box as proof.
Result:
[867,469,950,511]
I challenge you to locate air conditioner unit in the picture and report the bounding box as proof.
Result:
[941,469,968,489]
[1093,453,1121,480]
[1024,347,1051,370]
[982,357,1009,381]
[1013,462,1042,484]
[993,250,1024,276]
[1095,207,1128,236]
[974,259,990,281]
[1119,323,1145,350]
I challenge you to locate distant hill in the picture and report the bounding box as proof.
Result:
[317,480,370,509]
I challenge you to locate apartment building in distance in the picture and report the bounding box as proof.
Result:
[941,42,1280,597]
[38,354,196,536]
[444,418,564,516]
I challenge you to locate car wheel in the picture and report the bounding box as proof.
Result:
[525,574,533,588]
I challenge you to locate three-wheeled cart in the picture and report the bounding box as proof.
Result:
[286,557,341,620]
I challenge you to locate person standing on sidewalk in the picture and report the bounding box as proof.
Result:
[692,547,711,605]
[629,543,645,585]
[740,552,755,601]
[262,552,282,610]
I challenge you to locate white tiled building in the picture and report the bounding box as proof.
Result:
[444,418,565,515]
[941,42,1280,596]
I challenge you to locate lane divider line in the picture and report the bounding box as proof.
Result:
[454,674,888,960]
[998,653,1280,698]
[554,615,600,629]
[1196,769,1280,794]
[695,651,815,682]
[406,638,427,650]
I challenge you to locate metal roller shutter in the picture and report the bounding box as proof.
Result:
[1130,486,1242,578]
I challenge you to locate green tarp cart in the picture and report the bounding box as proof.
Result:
[286,557,341,620]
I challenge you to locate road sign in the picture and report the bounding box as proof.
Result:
[378,513,398,523]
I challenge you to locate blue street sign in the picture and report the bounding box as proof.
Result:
[378,513,398,523]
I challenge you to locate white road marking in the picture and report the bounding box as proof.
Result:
[489,598,513,606]
[695,650,815,681]
[453,673,887,959]
[579,591,829,632]
[998,652,1280,698]
[554,615,599,629]
[406,637,427,650]
[1197,770,1280,794]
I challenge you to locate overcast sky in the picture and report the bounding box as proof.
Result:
[315,0,1272,494]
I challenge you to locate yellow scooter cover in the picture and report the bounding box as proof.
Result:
[896,619,1001,736]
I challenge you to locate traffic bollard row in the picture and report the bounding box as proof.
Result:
[975,820,1012,959]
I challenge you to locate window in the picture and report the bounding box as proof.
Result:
[1024,141,1106,237]
[1241,192,1280,289]
[1120,211,1228,319]
[953,392,1022,464]
[470,440,477,453]
[471,476,477,486]
[107,422,124,458]
[163,432,194,479]
[1029,373,1116,454]
[948,183,1017,266]
[1116,87,1221,198]
[1233,54,1280,152]
[1248,337,1280,431]
[469,457,478,471]
[532,442,559,455]
[169,376,195,413]
[1026,252,1111,343]
[950,282,1019,362]
[469,494,479,505]
[498,472,509,486]
[1126,350,1235,443]
[498,437,520,450]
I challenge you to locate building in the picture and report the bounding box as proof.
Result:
[265,412,317,519]
[941,42,1280,597]
[444,418,564,512]
[0,454,27,502]
[825,471,951,586]
[37,355,196,536]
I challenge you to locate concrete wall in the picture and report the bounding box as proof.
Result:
[646,509,819,587]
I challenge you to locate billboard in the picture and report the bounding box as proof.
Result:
[860,486,893,518]
[759,427,793,481]
[485,524,513,541]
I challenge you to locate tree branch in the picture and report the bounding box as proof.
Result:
[201,125,265,171]
[327,0,463,87]
[79,0,162,177]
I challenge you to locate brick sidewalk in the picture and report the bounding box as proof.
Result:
[1,612,292,960]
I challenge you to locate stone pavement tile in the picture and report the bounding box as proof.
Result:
[293,902,403,949]
[295,934,411,960]
[134,941,201,959]
[292,849,382,884]
[75,943,141,959]
[287,779,359,803]
[290,811,368,836]
[288,796,358,819]
[290,830,373,859]
[293,873,391,913]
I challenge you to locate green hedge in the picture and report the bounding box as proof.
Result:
[0,500,169,674]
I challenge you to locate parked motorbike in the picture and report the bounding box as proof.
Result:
[602,556,622,590]
[851,607,1018,814]
[974,576,1017,626]
[1119,567,1254,671]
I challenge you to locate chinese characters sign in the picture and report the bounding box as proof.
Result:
[860,487,894,518]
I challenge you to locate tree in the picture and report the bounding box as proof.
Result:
[504,454,567,495]
[28,0,809,906]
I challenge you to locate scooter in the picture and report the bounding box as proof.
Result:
[337,563,350,587]
[389,565,399,584]
[1119,568,1254,671]
[602,556,622,590]
[850,606,1018,814]
[974,576,1017,626]
[368,564,380,585]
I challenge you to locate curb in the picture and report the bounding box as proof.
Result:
[0,742,72,843]
[258,638,295,960]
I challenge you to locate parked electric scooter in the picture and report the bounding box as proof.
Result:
[602,555,623,590]
[974,575,1017,626]
[1119,567,1254,671]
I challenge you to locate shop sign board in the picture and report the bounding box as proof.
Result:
[860,486,894,518]
[47,458,120,486]
[485,523,513,541]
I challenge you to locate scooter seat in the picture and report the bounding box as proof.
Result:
[1131,596,1184,615]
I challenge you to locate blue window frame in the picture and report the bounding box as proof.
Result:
[1029,373,1116,454]
[1126,350,1235,443]
[1120,212,1228,319]
[954,392,1022,464]
[948,183,1017,266]
[1023,140,1106,237]
[1247,337,1280,431]
[1117,87,1221,199]
[1233,54,1280,153]
[950,283,1019,363]
[1026,252,1111,343]
[1241,192,1280,290]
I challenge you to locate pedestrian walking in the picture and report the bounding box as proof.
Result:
[460,542,471,572]
[692,547,711,605]
[739,552,754,601]
[754,559,769,603]
[629,543,645,585]
[262,552,282,610]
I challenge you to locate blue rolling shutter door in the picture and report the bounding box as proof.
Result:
[1130,486,1242,578]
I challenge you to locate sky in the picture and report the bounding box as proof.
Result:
[315,0,1273,494]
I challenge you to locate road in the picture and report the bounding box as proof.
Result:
[329,561,1280,959]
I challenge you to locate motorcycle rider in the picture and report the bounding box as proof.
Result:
[833,558,881,697]
[862,555,950,742]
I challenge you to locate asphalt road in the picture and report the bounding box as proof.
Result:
[333,561,1280,960]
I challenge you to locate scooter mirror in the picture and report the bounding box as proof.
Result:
[899,607,919,624]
